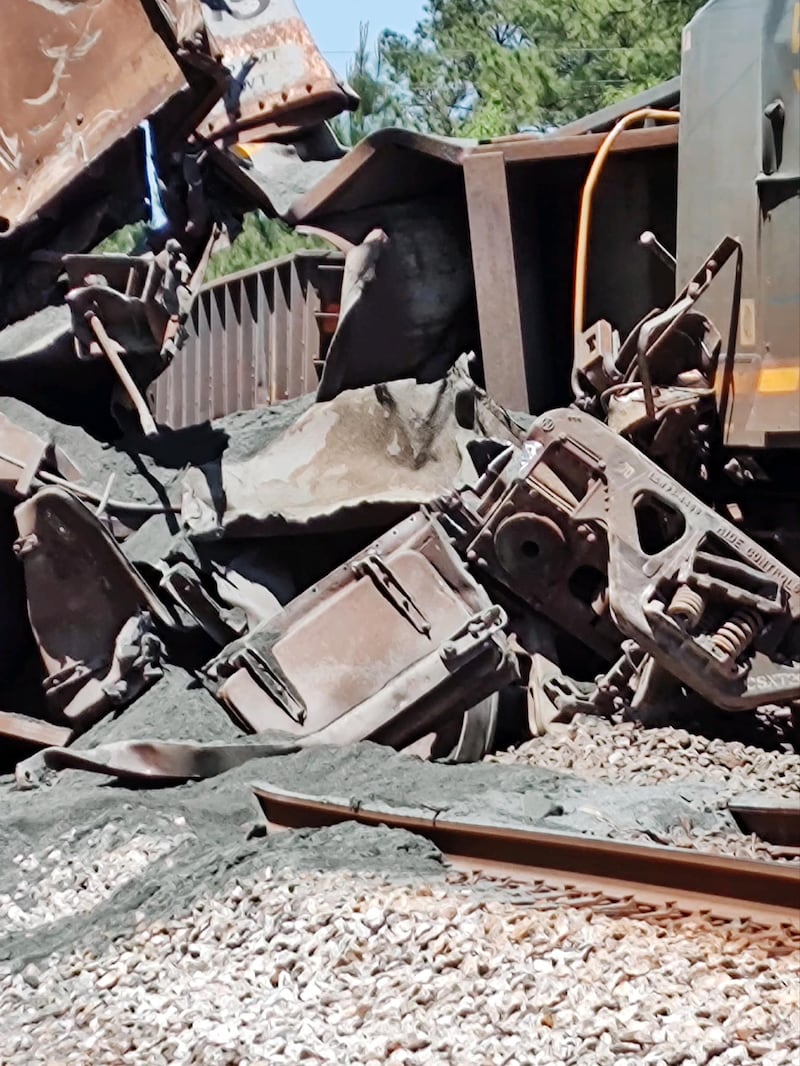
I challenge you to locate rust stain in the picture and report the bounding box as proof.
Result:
[200,1,355,139]
[0,0,186,235]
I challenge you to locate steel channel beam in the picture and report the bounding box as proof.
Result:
[463,151,529,412]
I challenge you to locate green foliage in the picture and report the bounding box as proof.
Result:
[205,214,323,281]
[330,23,397,146]
[380,0,703,137]
[92,216,320,283]
[94,222,147,255]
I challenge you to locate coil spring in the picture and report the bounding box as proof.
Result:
[711,609,761,661]
[667,585,705,627]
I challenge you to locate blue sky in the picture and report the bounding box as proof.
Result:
[301,1,426,76]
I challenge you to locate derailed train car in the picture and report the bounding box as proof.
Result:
[198,0,800,741]
[0,0,798,775]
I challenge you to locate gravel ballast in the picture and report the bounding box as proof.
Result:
[487,715,800,799]
[1,847,798,1066]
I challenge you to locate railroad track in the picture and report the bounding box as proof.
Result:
[254,786,800,930]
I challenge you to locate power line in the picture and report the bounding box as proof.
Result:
[324,44,683,56]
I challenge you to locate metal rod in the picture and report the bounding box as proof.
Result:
[86,312,158,437]
[96,473,116,517]
[573,109,681,358]
[0,449,179,514]
[639,230,677,271]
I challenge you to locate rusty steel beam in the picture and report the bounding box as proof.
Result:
[475,124,679,165]
[254,787,800,926]
[0,711,71,750]
[463,151,529,412]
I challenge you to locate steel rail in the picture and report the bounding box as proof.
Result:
[253,786,800,928]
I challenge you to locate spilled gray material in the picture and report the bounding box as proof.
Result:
[227,126,345,219]
[182,360,522,539]
[122,394,314,567]
[0,397,182,512]
[0,760,443,969]
[0,739,743,968]
[0,306,72,363]
[247,743,737,841]
[76,665,242,748]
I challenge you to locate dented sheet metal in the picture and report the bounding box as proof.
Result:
[0,0,189,237]
[14,488,171,728]
[38,737,300,783]
[205,510,518,749]
[182,358,521,539]
[200,0,357,142]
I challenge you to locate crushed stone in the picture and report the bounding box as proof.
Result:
[1,851,797,1066]
[487,714,800,800]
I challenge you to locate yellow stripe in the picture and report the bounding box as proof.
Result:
[757,367,800,394]
[230,143,266,161]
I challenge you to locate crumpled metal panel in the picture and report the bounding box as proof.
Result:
[199,0,357,142]
[181,358,521,539]
[33,737,300,783]
[0,0,189,237]
[205,510,517,751]
[13,488,171,727]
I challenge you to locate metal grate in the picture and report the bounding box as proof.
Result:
[152,250,344,428]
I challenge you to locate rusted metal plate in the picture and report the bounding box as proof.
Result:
[729,799,800,848]
[475,124,679,166]
[180,358,520,539]
[0,711,71,750]
[0,413,83,498]
[206,510,517,749]
[287,128,469,224]
[14,488,170,725]
[0,0,189,237]
[199,0,357,142]
[284,126,675,228]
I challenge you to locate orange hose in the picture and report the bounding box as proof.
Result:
[573,108,680,355]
